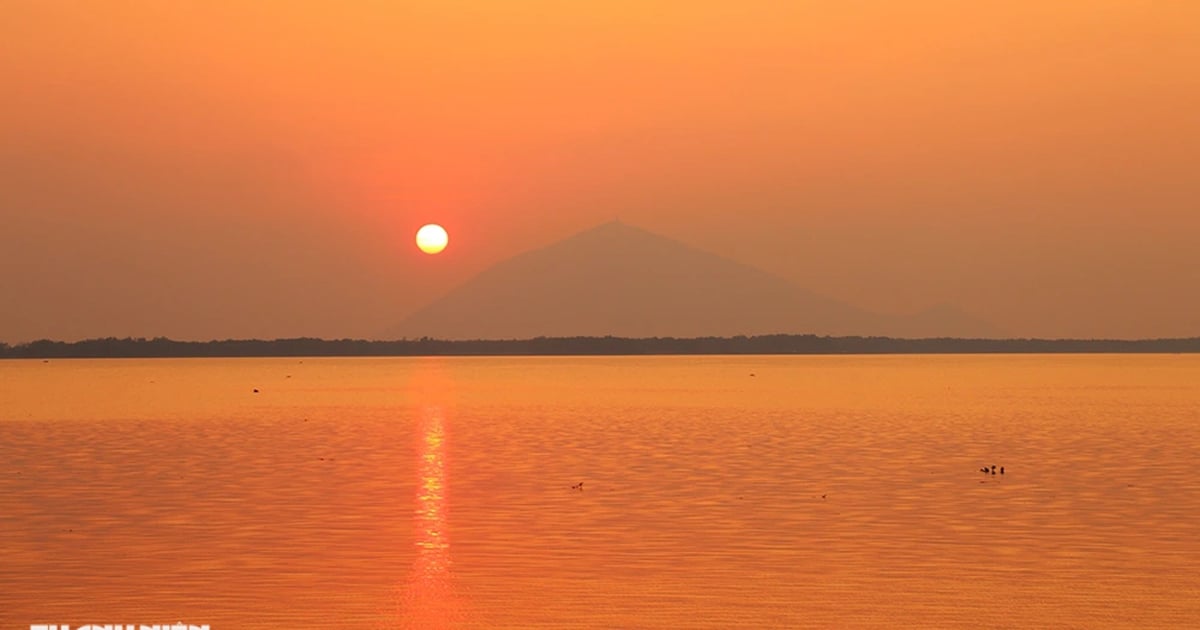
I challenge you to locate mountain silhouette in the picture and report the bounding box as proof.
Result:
[389,221,998,340]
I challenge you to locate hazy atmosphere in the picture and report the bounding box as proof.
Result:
[3,1,1198,342]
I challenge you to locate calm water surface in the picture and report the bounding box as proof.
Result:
[1,355,1198,628]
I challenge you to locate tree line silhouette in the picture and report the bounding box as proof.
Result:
[2,334,1198,358]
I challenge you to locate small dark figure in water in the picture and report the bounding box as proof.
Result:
[571,482,584,491]
[980,467,989,473]
[991,465,997,475]
[1000,467,1005,475]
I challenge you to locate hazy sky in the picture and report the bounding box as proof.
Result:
[3,1,1198,342]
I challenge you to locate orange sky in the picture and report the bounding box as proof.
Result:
[2,1,1198,341]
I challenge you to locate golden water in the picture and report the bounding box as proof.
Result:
[1,355,1198,628]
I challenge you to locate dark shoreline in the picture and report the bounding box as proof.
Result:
[3,334,1199,358]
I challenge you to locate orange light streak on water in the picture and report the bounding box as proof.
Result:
[399,393,461,628]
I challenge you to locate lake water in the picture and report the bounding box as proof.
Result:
[1,355,1198,628]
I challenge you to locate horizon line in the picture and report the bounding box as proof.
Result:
[3,334,1198,359]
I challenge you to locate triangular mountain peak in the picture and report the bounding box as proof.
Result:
[388,221,994,340]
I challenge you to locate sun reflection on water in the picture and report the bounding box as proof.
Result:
[400,399,460,628]
[416,405,448,558]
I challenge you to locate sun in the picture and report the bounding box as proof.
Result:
[415,224,449,255]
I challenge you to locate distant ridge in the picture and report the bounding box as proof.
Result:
[390,221,1000,339]
[4,335,1198,358]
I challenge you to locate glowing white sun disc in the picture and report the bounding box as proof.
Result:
[416,224,449,254]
